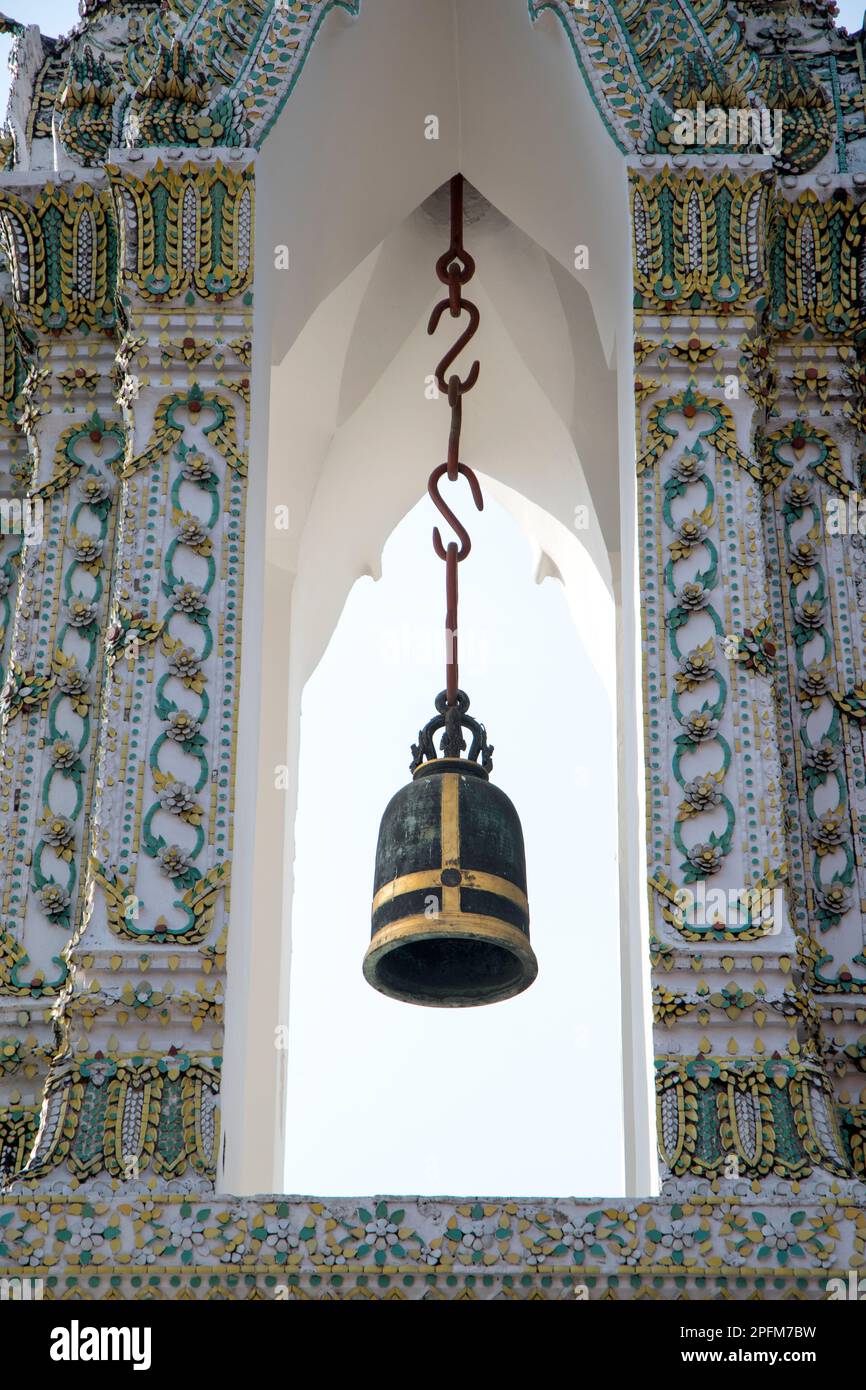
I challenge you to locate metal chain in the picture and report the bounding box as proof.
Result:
[427,174,484,708]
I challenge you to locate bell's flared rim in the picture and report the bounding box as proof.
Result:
[363,911,538,1008]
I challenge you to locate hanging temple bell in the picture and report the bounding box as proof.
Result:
[363,174,536,1007]
[363,691,537,1007]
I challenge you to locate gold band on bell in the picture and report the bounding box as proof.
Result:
[371,868,529,917]
[364,911,536,962]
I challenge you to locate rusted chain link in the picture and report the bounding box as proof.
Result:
[427,174,484,707]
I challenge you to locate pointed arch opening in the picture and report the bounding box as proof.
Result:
[224,0,654,1197]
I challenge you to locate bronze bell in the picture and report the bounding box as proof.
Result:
[363,691,537,1007]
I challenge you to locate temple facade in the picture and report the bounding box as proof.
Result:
[0,0,864,1300]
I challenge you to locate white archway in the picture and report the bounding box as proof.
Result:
[223,0,653,1196]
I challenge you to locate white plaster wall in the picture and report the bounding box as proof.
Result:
[222,0,654,1197]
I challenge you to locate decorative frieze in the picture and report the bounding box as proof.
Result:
[1,1190,865,1300]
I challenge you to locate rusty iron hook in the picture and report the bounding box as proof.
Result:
[428,461,484,562]
[428,298,481,396]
